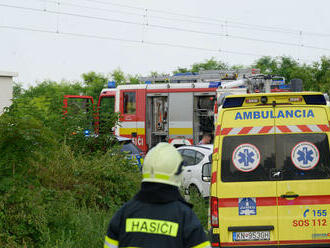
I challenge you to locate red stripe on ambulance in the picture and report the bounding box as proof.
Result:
[278,195,330,206]
[259,125,273,134]
[318,124,330,132]
[277,125,291,133]
[238,126,253,135]
[221,128,232,135]
[218,197,277,207]
[211,172,217,184]
[221,124,329,135]
[220,240,330,247]
[297,125,313,132]
[220,241,278,246]
[218,195,330,207]
[215,125,221,136]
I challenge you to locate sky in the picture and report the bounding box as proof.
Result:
[0,0,330,87]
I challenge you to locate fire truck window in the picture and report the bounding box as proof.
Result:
[123,92,136,114]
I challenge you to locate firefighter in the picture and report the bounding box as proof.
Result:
[104,142,211,248]
[198,133,212,145]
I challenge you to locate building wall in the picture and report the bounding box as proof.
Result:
[0,73,15,114]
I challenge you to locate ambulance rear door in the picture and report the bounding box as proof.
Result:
[218,104,278,247]
[274,104,330,247]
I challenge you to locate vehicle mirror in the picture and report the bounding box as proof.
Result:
[208,154,212,162]
[202,162,211,182]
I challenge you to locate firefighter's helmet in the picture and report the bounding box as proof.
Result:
[142,142,183,187]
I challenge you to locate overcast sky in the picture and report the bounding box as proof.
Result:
[0,0,329,87]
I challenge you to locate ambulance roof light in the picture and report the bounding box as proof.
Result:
[261,96,268,104]
[289,97,302,102]
[108,81,116,88]
[246,98,259,103]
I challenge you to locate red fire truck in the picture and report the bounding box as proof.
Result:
[63,69,262,152]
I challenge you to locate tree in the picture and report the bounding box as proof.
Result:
[254,56,278,74]
[191,58,228,72]
[255,56,315,89]
[172,67,189,74]
[312,56,330,93]
[82,72,107,99]
[111,68,126,85]
[173,57,228,74]
[12,83,24,99]
[128,74,140,84]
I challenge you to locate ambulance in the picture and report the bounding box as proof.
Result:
[210,92,330,247]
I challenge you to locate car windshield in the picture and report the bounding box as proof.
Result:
[121,141,142,154]
[221,133,330,182]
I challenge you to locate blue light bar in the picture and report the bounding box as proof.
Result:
[145,81,152,84]
[108,81,116,88]
[84,129,90,136]
[209,81,221,88]
[279,84,290,89]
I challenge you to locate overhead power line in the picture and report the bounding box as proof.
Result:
[0,24,264,57]
[80,0,145,11]
[43,0,143,17]
[1,3,330,52]
[28,0,309,36]
[16,0,330,38]
[13,0,330,38]
[80,0,330,38]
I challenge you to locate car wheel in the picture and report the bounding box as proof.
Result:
[189,184,201,197]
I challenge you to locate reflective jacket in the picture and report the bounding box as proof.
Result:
[104,182,211,248]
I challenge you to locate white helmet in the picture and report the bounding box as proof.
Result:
[142,142,183,187]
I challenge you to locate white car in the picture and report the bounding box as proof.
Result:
[177,145,213,197]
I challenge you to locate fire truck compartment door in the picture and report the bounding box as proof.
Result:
[169,93,193,139]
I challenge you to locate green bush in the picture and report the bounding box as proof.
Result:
[0,144,141,247]
[189,193,209,230]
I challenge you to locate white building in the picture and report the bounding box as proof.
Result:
[0,71,18,114]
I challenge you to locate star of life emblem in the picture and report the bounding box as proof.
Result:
[232,143,261,172]
[238,198,256,216]
[291,141,319,170]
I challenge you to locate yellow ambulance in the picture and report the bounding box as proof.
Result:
[209,92,330,248]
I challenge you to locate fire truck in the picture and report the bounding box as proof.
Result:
[64,69,298,153]
[96,69,263,152]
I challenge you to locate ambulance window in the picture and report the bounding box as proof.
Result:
[123,92,136,114]
[221,135,275,182]
[275,133,330,180]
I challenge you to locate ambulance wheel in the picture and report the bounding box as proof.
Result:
[189,185,201,197]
